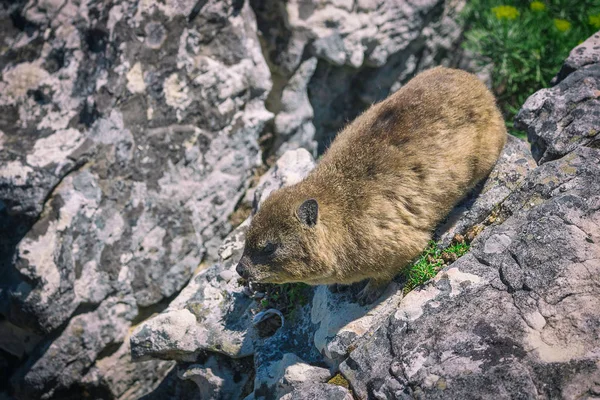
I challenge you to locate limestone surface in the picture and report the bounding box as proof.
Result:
[1,0,270,397]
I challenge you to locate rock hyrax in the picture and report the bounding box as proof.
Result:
[237,66,507,304]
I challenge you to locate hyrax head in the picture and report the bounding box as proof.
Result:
[236,187,324,285]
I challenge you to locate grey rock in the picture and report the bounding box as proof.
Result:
[130,149,316,363]
[254,353,331,399]
[138,367,202,400]
[0,320,41,359]
[130,307,209,362]
[555,31,600,83]
[282,0,450,69]
[312,34,347,66]
[280,356,331,389]
[274,58,319,157]
[515,63,600,164]
[12,292,138,399]
[81,337,175,400]
[340,135,600,398]
[248,148,316,212]
[311,283,404,366]
[252,0,468,154]
[179,354,253,400]
[280,383,353,400]
[1,0,271,398]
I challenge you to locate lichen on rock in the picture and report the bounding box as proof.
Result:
[1,0,272,397]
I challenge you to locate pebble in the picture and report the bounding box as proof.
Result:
[219,270,235,282]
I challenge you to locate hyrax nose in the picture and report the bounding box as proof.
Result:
[236,262,249,279]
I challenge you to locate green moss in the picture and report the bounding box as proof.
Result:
[403,240,470,295]
[328,373,350,389]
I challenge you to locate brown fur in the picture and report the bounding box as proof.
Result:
[237,67,507,298]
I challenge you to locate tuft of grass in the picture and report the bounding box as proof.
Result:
[462,0,600,138]
[403,240,470,294]
[257,282,311,319]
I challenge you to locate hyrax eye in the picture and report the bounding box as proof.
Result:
[263,242,277,255]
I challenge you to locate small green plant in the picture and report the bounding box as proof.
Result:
[403,240,470,294]
[463,1,600,138]
[258,282,311,319]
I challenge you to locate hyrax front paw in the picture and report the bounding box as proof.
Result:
[355,279,388,306]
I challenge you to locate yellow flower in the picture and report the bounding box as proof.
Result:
[492,5,520,20]
[554,18,571,32]
[530,1,545,11]
[589,14,600,29]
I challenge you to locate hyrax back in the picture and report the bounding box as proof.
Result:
[237,67,507,304]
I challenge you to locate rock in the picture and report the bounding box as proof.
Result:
[131,309,207,362]
[515,63,600,164]
[131,148,323,399]
[248,148,316,212]
[253,353,331,399]
[130,149,316,362]
[341,145,600,399]
[280,383,353,400]
[310,283,404,366]
[282,357,331,389]
[11,292,138,399]
[218,270,236,283]
[554,31,600,83]
[311,34,347,66]
[278,0,455,70]
[0,320,41,360]
[252,0,468,154]
[273,58,319,157]
[138,367,201,400]
[1,0,272,398]
[81,336,175,400]
[179,354,253,400]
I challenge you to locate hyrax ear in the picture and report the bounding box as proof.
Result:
[296,199,318,227]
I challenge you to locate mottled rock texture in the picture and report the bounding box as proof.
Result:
[340,146,600,399]
[280,383,353,400]
[251,0,468,156]
[516,65,600,163]
[1,0,271,398]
